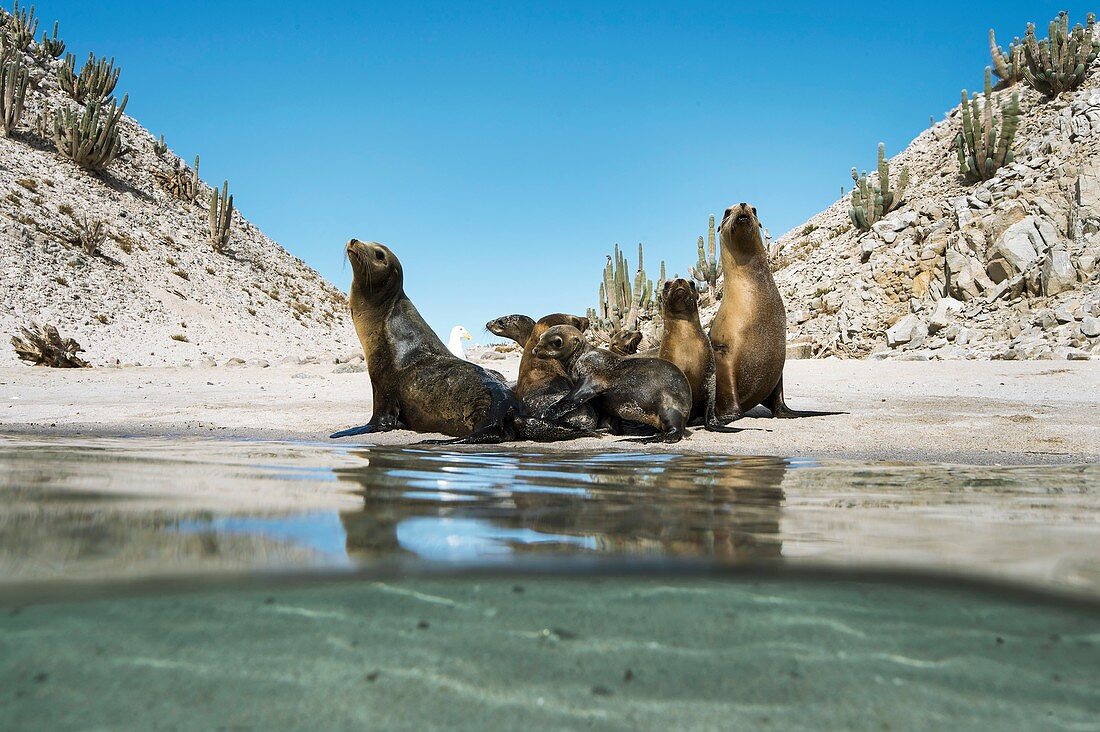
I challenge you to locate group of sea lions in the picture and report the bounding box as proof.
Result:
[330,203,838,444]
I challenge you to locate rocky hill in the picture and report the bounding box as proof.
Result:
[756,30,1100,362]
[0,13,357,367]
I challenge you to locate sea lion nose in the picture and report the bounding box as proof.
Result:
[739,202,747,208]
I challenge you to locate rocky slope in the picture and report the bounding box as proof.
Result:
[754,59,1100,361]
[0,29,357,367]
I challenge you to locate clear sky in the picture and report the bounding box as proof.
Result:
[45,1,1089,343]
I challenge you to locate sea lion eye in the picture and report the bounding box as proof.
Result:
[551,337,562,348]
[751,206,757,215]
[374,250,385,261]
[689,281,697,290]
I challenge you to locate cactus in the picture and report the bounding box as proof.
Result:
[65,214,106,254]
[208,180,234,251]
[956,68,1019,183]
[155,155,201,203]
[38,19,63,58]
[0,46,28,136]
[153,133,167,156]
[593,242,658,334]
[690,213,721,291]
[53,93,129,171]
[989,27,1024,87]
[849,143,910,231]
[3,1,38,51]
[1021,11,1100,97]
[57,52,119,103]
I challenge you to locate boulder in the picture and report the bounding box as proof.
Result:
[946,249,993,300]
[985,258,1014,284]
[1082,316,1100,338]
[786,337,814,360]
[886,315,927,348]
[1041,250,1076,296]
[1076,163,1100,220]
[992,217,1042,273]
[928,297,962,334]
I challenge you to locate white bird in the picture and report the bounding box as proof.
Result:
[447,325,472,359]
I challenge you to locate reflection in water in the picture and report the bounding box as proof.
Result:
[335,450,786,562]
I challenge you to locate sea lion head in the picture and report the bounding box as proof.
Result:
[532,324,585,361]
[535,313,589,331]
[609,329,642,355]
[718,202,761,246]
[661,278,699,317]
[486,314,536,345]
[346,239,403,303]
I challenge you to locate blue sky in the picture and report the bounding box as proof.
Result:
[46,1,1088,342]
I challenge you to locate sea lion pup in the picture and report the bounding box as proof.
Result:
[608,329,642,356]
[533,324,691,443]
[710,203,841,420]
[487,312,599,441]
[658,278,741,433]
[330,240,521,443]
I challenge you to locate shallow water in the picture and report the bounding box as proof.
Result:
[1,435,1098,730]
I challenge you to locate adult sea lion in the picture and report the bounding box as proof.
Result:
[533,324,691,443]
[330,240,521,443]
[658,278,741,432]
[710,203,839,420]
[487,312,599,441]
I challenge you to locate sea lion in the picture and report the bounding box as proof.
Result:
[533,324,691,443]
[330,240,521,443]
[710,203,839,420]
[658,278,741,432]
[608,329,643,356]
[487,312,599,441]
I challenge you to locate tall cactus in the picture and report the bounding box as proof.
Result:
[1021,11,1100,97]
[3,1,38,51]
[208,180,234,252]
[593,242,658,334]
[57,52,119,103]
[956,68,1019,183]
[39,20,64,59]
[52,93,128,170]
[849,143,910,231]
[989,28,1023,87]
[0,47,28,136]
[690,213,721,291]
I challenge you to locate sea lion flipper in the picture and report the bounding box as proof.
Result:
[330,423,381,439]
[536,379,600,423]
[765,376,845,419]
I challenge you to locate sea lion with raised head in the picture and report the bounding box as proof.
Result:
[533,324,691,443]
[487,312,599,441]
[658,278,741,432]
[330,240,521,443]
[710,203,839,420]
[608,329,643,356]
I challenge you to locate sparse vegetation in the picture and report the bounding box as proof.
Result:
[170,333,189,342]
[53,94,129,171]
[165,255,178,266]
[11,321,89,368]
[65,214,106,254]
[15,177,35,190]
[800,224,817,236]
[957,68,1019,183]
[849,143,909,231]
[205,265,215,274]
[57,51,119,103]
[109,230,135,253]
[154,155,200,203]
[0,46,28,136]
[208,179,233,251]
[38,19,63,58]
[153,133,167,155]
[173,268,189,280]
[94,313,108,324]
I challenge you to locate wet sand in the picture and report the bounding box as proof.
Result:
[2,359,1098,465]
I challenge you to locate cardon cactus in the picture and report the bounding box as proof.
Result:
[594,242,656,335]
[53,93,128,171]
[690,214,721,292]
[0,47,28,136]
[1021,11,1100,97]
[956,68,1019,183]
[989,28,1024,87]
[57,52,119,103]
[39,20,64,58]
[849,143,910,231]
[208,180,234,251]
[155,155,201,203]
[3,1,38,51]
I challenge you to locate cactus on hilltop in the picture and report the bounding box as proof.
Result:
[52,94,128,171]
[849,143,910,231]
[153,133,167,156]
[39,20,63,59]
[593,242,658,335]
[209,180,234,252]
[690,213,721,292]
[0,46,28,136]
[989,28,1024,87]
[57,52,119,103]
[1021,11,1100,97]
[2,1,37,52]
[956,68,1019,183]
[155,155,201,203]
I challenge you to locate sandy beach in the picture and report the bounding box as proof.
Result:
[2,358,1097,465]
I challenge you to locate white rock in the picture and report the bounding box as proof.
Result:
[1041,250,1076,296]
[886,315,927,348]
[1082,317,1100,338]
[992,217,1043,273]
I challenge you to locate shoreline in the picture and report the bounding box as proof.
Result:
[3,359,1098,466]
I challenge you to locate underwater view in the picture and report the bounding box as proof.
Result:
[1,437,1098,730]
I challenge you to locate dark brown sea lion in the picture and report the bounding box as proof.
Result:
[710,203,839,420]
[658,278,741,432]
[533,324,691,443]
[608,329,642,356]
[487,312,599,441]
[330,240,521,443]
